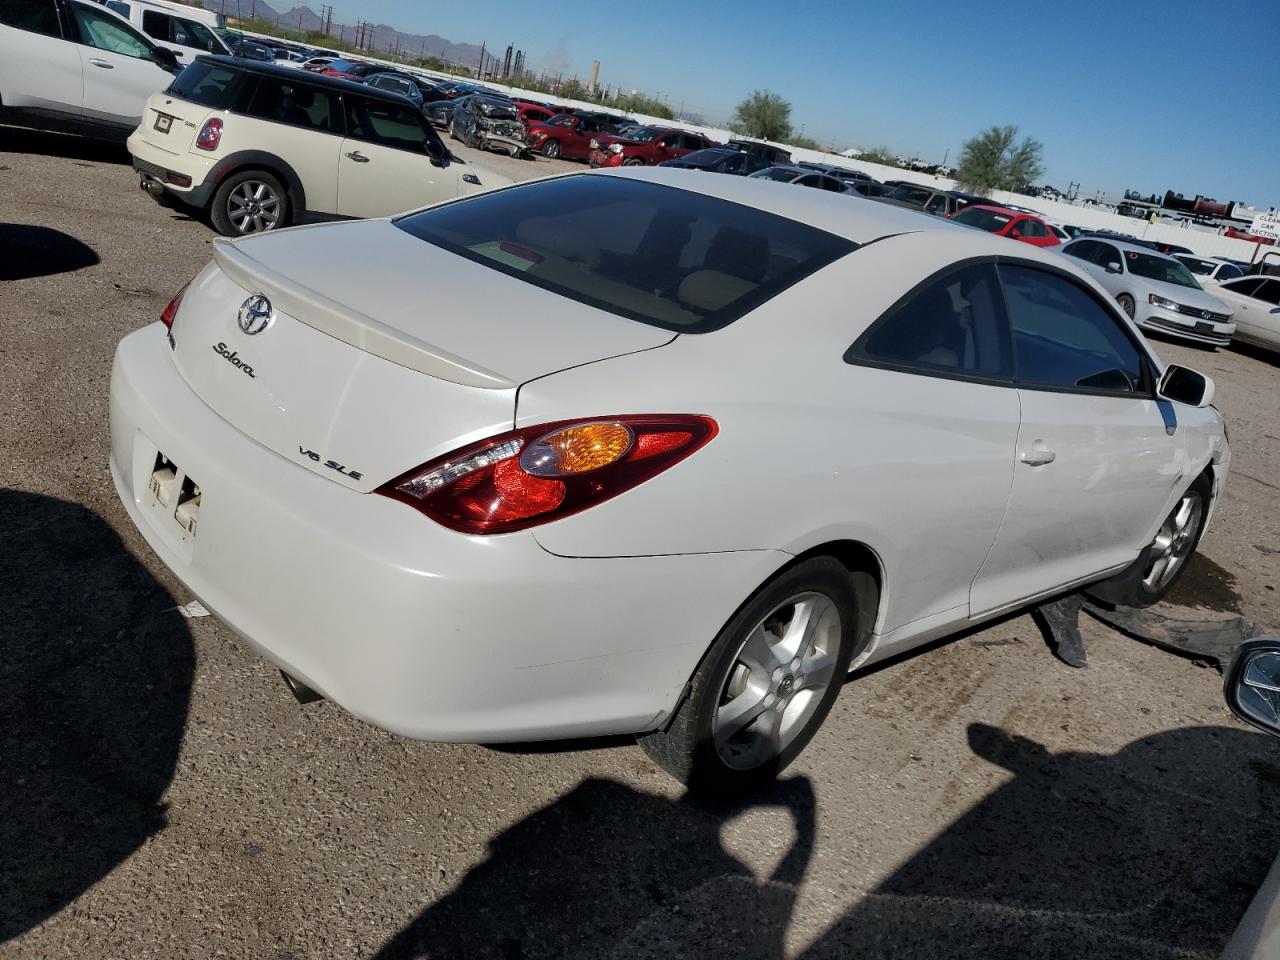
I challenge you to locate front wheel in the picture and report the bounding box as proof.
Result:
[624,157,644,166]
[638,557,873,794]
[1089,475,1211,607]
[541,139,561,159]
[210,170,287,237]
[1117,293,1136,319]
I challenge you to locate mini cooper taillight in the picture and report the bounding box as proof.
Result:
[195,118,223,151]
[378,415,718,534]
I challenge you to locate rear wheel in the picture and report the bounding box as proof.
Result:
[624,157,644,166]
[210,170,287,237]
[541,139,561,159]
[1117,293,1136,319]
[1089,474,1211,607]
[639,557,873,794]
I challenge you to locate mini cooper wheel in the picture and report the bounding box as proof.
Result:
[639,557,874,794]
[1117,293,1136,319]
[211,171,287,237]
[541,139,561,159]
[1089,474,1211,607]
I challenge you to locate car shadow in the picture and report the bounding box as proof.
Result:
[375,722,1280,959]
[0,224,100,281]
[800,723,1280,959]
[0,125,130,164]
[1229,339,1280,370]
[373,776,818,960]
[0,489,194,945]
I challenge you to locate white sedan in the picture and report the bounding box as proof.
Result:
[1212,275,1280,355]
[1060,237,1234,347]
[109,167,1230,792]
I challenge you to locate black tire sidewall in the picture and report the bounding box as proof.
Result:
[210,170,287,237]
[1118,293,1136,319]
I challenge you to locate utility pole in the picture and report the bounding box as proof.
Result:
[478,41,486,79]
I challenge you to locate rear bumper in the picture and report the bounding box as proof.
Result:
[109,324,785,742]
[1137,303,1234,346]
[127,130,216,208]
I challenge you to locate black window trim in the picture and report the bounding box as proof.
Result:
[844,254,1158,400]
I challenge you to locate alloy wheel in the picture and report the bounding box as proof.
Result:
[226,180,281,234]
[712,592,842,770]
[1141,491,1203,592]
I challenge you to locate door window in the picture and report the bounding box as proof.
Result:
[0,0,61,34]
[1220,277,1264,298]
[346,97,430,152]
[173,15,220,51]
[820,176,846,192]
[924,194,947,214]
[70,4,152,58]
[1256,279,1280,306]
[848,263,1013,380]
[999,264,1145,395]
[1061,240,1098,263]
[1021,219,1047,239]
[244,77,342,134]
[1216,264,1243,280]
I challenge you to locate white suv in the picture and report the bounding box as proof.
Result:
[0,0,179,140]
[103,0,232,67]
[128,56,511,236]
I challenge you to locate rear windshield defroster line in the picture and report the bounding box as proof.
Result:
[394,175,857,333]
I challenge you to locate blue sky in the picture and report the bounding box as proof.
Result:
[354,0,1279,205]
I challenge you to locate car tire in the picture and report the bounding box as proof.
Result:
[1088,473,1212,608]
[624,157,644,166]
[541,139,560,159]
[210,170,288,237]
[638,557,874,795]
[1117,293,1136,319]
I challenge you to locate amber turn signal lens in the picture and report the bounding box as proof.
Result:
[520,422,634,477]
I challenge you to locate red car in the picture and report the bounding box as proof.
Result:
[948,204,1060,247]
[587,127,719,168]
[512,102,556,127]
[524,113,628,160]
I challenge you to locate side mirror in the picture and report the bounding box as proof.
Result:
[423,137,446,164]
[150,47,180,70]
[1157,364,1215,408]
[1225,639,1280,736]
[1105,261,1122,274]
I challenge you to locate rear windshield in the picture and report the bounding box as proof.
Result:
[394,175,855,333]
[952,207,1012,232]
[166,59,240,108]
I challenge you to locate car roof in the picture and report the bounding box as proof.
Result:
[964,204,1042,220]
[1085,236,1179,259]
[192,55,414,103]
[595,166,968,245]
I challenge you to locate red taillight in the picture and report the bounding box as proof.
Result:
[195,118,223,151]
[160,282,190,330]
[378,415,718,534]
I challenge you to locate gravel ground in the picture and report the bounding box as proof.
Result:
[3,124,1280,960]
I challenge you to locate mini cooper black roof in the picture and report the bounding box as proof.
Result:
[193,54,419,106]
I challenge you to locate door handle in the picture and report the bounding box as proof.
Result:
[1019,444,1057,467]
[345,151,369,163]
[88,58,114,69]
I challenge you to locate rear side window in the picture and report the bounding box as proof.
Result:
[245,76,341,135]
[166,59,239,108]
[0,0,61,35]
[1221,277,1263,297]
[848,263,1012,380]
[1000,264,1144,395]
[394,175,856,332]
[1257,280,1280,306]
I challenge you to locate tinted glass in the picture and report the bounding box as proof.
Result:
[346,97,427,150]
[887,185,931,206]
[1061,240,1097,263]
[1021,219,1046,238]
[245,76,341,134]
[850,263,1012,379]
[820,176,846,192]
[105,1,130,17]
[925,195,947,214]
[71,5,151,57]
[166,59,238,108]
[1124,250,1199,288]
[1175,255,1216,276]
[1221,277,1263,297]
[0,0,60,35]
[952,208,1013,232]
[394,175,856,333]
[1000,264,1143,394]
[1257,280,1280,306]
[1218,264,1243,280]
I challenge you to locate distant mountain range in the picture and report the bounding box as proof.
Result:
[211,1,489,70]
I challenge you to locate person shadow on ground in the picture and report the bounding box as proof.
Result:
[0,489,194,945]
[374,776,817,960]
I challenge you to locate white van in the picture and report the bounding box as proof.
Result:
[102,0,230,65]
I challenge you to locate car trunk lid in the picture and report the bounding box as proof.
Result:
[135,92,208,157]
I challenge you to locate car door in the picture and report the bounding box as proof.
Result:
[1232,278,1280,349]
[65,0,170,128]
[0,0,82,118]
[237,73,344,214]
[970,262,1183,615]
[338,94,461,219]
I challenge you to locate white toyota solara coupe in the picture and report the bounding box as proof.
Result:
[109,167,1230,792]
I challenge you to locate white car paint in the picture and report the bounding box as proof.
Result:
[108,167,1229,749]
[1213,276,1280,354]
[1060,237,1235,347]
[0,0,176,137]
[127,57,510,232]
[103,0,231,66]
[1174,253,1246,286]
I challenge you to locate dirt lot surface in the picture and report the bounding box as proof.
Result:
[3,125,1280,960]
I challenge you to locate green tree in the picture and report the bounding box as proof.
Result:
[955,125,1044,194]
[729,90,792,141]
[857,145,899,167]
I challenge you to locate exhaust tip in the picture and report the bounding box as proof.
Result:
[280,670,323,705]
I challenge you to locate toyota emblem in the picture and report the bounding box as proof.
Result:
[238,294,274,335]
